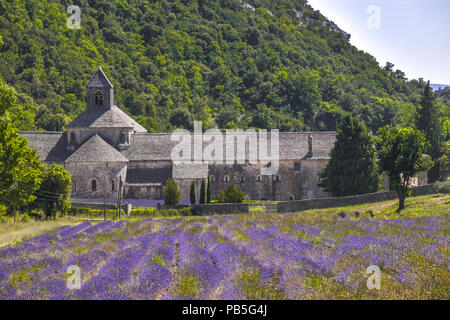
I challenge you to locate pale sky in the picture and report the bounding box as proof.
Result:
[307,0,450,84]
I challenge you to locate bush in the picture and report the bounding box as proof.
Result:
[20,213,32,223]
[217,184,244,203]
[163,178,180,205]
[434,181,450,194]
[29,210,45,221]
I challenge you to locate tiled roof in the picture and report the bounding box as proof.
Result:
[123,132,336,161]
[65,134,129,163]
[20,132,69,162]
[67,105,147,132]
[86,66,114,88]
[19,131,336,165]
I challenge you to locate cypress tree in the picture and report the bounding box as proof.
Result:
[416,81,441,182]
[163,178,180,205]
[319,114,380,197]
[189,180,196,205]
[199,178,206,204]
[206,176,212,203]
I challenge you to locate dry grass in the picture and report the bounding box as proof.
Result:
[0,217,89,247]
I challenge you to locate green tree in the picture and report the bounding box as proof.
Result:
[199,178,206,204]
[34,164,72,219]
[376,126,434,211]
[0,79,43,217]
[163,178,180,205]
[319,114,380,196]
[170,108,193,130]
[416,81,441,182]
[189,180,196,205]
[206,176,212,203]
[438,141,450,180]
[217,184,244,203]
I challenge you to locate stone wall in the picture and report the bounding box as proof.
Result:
[157,203,250,215]
[68,127,130,152]
[71,202,131,214]
[207,159,329,202]
[65,161,127,198]
[277,184,438,213]
[191,203,250,215]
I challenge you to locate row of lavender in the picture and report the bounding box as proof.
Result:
[0,213,448,299]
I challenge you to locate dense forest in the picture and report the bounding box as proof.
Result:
[0,0,448,137]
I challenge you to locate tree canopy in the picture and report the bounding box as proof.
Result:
[376,126,434,211]
[34,164,72,219]
[0,0,447,135]
[319,114,380,197]
[0,78,43,212]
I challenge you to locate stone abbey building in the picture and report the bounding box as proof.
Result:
[20,67,340,202]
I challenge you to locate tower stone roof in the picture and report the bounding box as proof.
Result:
[67,105,147,133]
[65,134,129,163]
[86,66,114,88]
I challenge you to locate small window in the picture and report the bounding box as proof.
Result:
[210,175,216,182]
[95,91,103,106]
[91,180,97,192]
[70,131,76,144]
[73,180,77,192]
[274,175,281,182]
[295,163,301,171]
[289,195,295,201]
[255,175,262,182]
[224,175,230,182]
[112,179,115,192]
[241,176,245,182]
[120,131,126,144]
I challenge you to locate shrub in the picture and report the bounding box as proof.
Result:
[434,181,450,194]
[29,210,45,221]
[20,213,32,223]
[163,178,180,205]
[217,184,244,203]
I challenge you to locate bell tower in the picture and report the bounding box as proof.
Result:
[86,66,114,109]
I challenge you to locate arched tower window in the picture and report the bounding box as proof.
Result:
[73,180,77,192]
[91,180,97,192]
[95,91,103,106]
[112,179,115,192]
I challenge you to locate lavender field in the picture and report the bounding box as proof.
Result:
[0,200,449,300]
